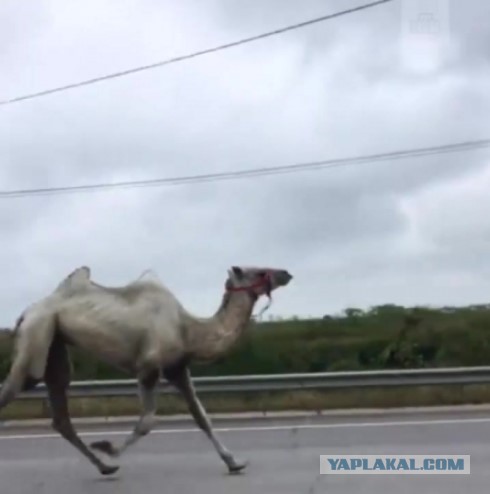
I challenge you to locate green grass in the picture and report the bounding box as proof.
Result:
[2,303,490,422]
[4,385,490,421]
[2,304,490,381]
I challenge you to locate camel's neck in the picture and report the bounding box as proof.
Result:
[183,290,256,362]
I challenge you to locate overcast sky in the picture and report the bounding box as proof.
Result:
[1,0,489,325]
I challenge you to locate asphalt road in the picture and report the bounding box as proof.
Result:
[1,408,489,493]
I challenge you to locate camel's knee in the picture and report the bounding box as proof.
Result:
[137,414,156,437]
[51,414,71,436]
[51,418,62,434]
[51,412,65,430]
[51,416,63,434]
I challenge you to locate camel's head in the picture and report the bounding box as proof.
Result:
[226,266,292,299]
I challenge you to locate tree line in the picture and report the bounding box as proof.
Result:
[1,303,489,380]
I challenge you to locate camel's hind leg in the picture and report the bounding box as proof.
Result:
[44,334,119,476]
[166,364,247,474]
[90,366,159,458]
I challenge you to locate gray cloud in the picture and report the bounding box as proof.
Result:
[0,0,489,326]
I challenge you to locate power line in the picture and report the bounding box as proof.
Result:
[1,138,489,199]
[0,0,393,107]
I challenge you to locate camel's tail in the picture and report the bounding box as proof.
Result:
[0,309,56,412]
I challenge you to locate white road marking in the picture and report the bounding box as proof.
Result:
[0,416,489,441]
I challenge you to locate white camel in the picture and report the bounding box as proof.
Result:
[0,265,292,475]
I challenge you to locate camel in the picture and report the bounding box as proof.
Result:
[0,265,292,475]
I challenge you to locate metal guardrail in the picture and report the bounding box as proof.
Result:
[12,366,490,400]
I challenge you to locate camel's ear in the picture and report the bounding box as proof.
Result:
[231,266,244,279]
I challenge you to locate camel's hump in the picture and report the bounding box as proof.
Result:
[137,269,161,284]
[69,266,91,279]
[55,266,92,294]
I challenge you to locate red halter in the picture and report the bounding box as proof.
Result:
[225,270,272,297]
[225,270,273,319]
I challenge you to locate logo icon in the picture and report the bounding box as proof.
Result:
[399,0,451,73]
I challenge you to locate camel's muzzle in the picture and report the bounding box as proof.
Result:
[275,270,293,287]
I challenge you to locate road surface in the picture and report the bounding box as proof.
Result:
[0,408,489,493]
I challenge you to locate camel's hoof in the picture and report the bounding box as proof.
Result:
[99,464,120,476]
[228,459,248,474]
[91,440,118,457]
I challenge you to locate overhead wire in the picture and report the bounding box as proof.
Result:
[1,1,481,205]
[0,0,393,107]
[1,138,488,199]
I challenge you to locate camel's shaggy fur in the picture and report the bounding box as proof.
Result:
[0,265,292,475]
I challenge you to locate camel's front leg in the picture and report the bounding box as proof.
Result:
[91,368,159,458]
[168,366,247,474]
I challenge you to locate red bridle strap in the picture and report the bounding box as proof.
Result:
[225,271,273,319]
[226,272,272,296]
